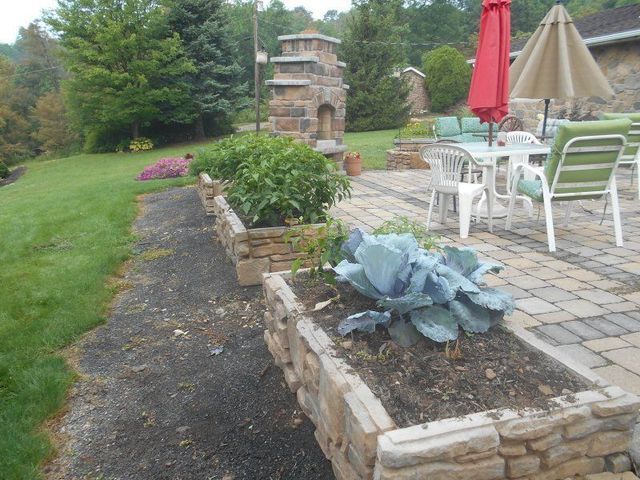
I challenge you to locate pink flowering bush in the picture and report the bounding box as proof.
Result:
[136,157,192,181]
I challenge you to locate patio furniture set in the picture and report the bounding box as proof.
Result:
[422,115,640,252]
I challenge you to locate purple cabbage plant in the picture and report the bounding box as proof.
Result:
[334,229,515,346]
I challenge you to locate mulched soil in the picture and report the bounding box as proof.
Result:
[46,187,332,480]
[291,276,592,428]
[0,166,26,187]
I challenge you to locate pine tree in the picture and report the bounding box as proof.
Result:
[166,0,246,139]
[47,0,196,145]
[342,0,410,132]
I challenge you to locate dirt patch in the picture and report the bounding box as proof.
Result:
[291,275,592,428]
[0,166,26,187]
[45,187,332,479]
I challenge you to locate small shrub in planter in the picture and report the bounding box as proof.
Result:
[221,136,351,227]
[0,161,9,179]
[189,134,261,180]
[136,157,192,181]
[334,228,515,346]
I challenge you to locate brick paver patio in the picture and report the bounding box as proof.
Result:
[331,168,640,394]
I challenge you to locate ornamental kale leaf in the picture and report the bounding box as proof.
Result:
[334,229,514,345]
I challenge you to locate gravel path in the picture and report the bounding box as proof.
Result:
[46,186,332,480]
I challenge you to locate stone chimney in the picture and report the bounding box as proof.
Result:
[266,33,348,165]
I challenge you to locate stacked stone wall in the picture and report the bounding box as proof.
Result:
[213,196,320,286]
[401,70,430,115]
[262,272,640,480]
[196,173,224,215]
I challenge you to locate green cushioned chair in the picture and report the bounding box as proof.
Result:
[505,119,631,252]
[601,113,640,199]
[433,117,462,141]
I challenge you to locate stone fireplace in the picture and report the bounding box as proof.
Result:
[266,32,348,165]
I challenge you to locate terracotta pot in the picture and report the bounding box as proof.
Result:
[344,155,362,176]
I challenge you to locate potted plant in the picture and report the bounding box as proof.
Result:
[344,151,362,176]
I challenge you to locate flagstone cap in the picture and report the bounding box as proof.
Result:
[278,33,341,44]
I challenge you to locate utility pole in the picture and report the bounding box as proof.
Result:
[253,0,260,134]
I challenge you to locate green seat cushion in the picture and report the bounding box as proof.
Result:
[436,117,461,137]
[542,119,632,200]
[461,117,483,133]
[601,113,640,160]
[517,179,544,202]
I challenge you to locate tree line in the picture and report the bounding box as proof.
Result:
[0,0,635,164]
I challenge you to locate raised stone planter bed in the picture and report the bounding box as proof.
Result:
[213,196,321,286]
[196,172,224,215]
[262,271,640,480]
[386,139,434,170]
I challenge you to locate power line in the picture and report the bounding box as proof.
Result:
[257,16,473,48]
[0,65,62,79]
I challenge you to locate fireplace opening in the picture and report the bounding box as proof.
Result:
[317,104,335,140]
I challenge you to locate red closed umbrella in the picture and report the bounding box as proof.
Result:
[468,0,511,146]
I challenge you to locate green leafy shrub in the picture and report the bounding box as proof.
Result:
[129,137,154,152]
[189,134,260,180]
[395,121,430,139]
[226,136,351,227]
[83,127,129,153]
[423,46,472,113]
[373,216,439,250]
[287,217,350,283]
[0,161,9,179]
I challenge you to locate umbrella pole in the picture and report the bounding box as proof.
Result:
[542,99,550,138]
[488,122,493,147]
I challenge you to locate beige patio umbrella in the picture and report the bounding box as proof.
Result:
[509,1,614,136]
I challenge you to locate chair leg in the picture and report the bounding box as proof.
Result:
[439,194,450,225]
[458,191,475,239]
[636,160,640,200]
[610,179,624,247]
[542,194,556,252]
[563,202,573,227]
[505,180,519,231]
[426,190,436,230]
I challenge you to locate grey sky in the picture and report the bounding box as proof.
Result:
[0,0,349,44]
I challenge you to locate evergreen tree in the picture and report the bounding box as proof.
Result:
[46,0,196,145]
[342,0,410,132]
[166,0,246,139]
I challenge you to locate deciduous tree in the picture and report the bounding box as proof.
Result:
[47,0,196,147]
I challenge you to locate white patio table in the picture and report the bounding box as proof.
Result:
[456,142,551,223]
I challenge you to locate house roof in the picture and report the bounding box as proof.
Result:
[401,67,426,78]
[511,4,640,54]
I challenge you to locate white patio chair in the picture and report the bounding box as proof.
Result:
[602,113,640,199]
[505,131,542,191]
[420,144,492,238]
[506,119,630,252]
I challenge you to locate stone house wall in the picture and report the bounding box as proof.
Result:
[510,41,640,132]
[213,196,320,286]
[401,69,430,115]
[262,271,640,480]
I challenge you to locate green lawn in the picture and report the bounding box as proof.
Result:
[0,129,393,478]
[0,144,213,479]
[344,129,398,170]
